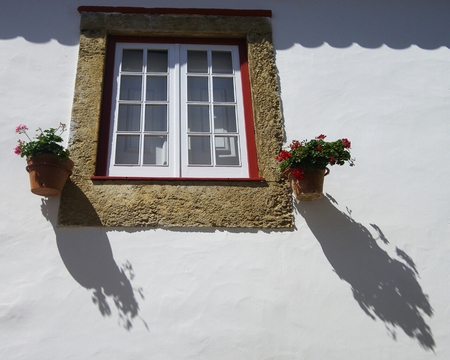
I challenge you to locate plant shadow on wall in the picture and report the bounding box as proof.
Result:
[40,184,147,331]
[295,195,434,350]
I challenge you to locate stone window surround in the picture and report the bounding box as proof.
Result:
[58,7,293,228]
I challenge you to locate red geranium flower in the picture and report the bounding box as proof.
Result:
[290,140,301,150]
[291,168,305,180]
[276,137,354,178]
[275,150,292,162]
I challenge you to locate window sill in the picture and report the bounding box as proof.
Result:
[91,175,266,182]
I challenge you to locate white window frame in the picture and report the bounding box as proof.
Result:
[107,42,249,178]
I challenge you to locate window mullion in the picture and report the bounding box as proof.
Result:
[208,49,216,167]
[173,43,180,177]
[110,49,122,169]
[140,49,147,166]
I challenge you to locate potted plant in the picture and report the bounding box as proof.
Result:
[276,135,354,201]
[14,123,73,197]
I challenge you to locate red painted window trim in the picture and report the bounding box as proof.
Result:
[96,36,260,180]
[95,38,116,176]
[77,6,272,18]
[237,41,259,179]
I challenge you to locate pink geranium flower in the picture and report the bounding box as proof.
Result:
[15,124,28,133]
[13,123,69,159]
[13,145,22,155]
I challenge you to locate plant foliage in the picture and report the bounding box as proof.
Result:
[276,135,354,179]
[14,123,70,159]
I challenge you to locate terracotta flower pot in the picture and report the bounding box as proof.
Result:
[26,153,74,197]
[284,167,330,201]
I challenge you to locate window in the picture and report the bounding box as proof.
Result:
[99,37,258,179]
[60,8,294,228]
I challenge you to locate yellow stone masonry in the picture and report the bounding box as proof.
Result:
[58,11,293,228]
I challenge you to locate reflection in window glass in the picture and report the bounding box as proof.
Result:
[122,49,143,72]
[214,106,237,133]
[187,51,208,73]
[213,77,234,102]
[120,76,142,100]
[188,136,211,165]
[147,50,168,73]
[212,51,233,74]
[143,136,168,165]
[187,77,209,101]
[118,105,141,131]
[146,76,167,101]
[115,135,140,164]
[215,136,240,165]
[145,105,167,132]
[188,105,210,132]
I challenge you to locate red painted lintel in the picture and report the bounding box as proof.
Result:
[77,6,272,18]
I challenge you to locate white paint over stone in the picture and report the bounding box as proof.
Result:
[1,1,449,359]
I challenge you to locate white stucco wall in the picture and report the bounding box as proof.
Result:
[1,1,449,359]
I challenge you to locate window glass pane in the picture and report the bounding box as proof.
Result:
[212,51,233,74]
[147,50,168,73]
[187,77,209,101]
[188,105,210,133]
[187,51,208,73]
[119,75,142,100]
[115,135,140,165]
[145,105,167,132]
[118,105,141,131]
[213,77,235,102]
[215,136,240,165]
[146,76,167,101]
[213,106,237,133]
[188,136,211,165]
[143,136,168,165]
[122,49,143,72]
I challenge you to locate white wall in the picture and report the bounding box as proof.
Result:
[1,1,449,358]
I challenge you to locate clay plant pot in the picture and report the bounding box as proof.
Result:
[26,153,74,197]
[284,167,330,201]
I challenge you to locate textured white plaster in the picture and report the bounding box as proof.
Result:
[1,1,450,359]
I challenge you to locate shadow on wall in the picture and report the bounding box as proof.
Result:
[0,0,80,45]
[0,1,449,49]
[40,192,147,331]
[274,0,450,50]
[295,194,435,350]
